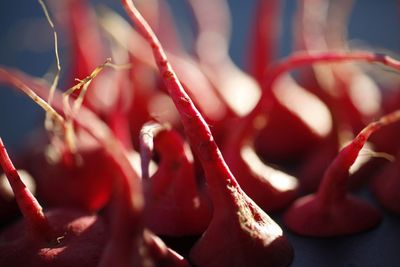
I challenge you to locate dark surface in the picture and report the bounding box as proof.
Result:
[0,1,399,266]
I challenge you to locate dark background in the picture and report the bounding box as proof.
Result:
[0,1,399,266]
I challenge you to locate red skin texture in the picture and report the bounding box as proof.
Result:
[283,194,381,236]
[24,136,115,212]
[254,78,329,163]
[189,184,293,267]
[371,159,400,214]
[121,2,294,266]
[0,209,108,267]
[283,118,396,236]
[142,126,212,236]
[223,142,298,212]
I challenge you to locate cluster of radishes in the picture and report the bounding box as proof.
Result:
[1,0,400,266]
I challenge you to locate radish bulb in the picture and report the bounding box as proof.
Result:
[140,121,211,236]
[121,1,294,266]
[0,138,108,267]
[284,110,400,236]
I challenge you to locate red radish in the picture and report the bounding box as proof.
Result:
[246,0,330,163]
[293,0,383,192]
[140,121,211,236]
[0,67,128,213]
[0,64,178,267]
[97,127,190,267]
[24,131,116,211]
[223,51,400,211]
[284,110,400,236]
[0,138,108,267]
[2,0,130,211]
[371,153,400,214]
[99,165,190,267]
[121,1,294,266]
[244,51,400,163]
[253,74,332,163]
[190,0,301,211]
[98,7,228,146]
[0,10,189,264]
[0,54,189,266]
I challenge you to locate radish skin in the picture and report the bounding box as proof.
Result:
[0,138,108,267]
[284,110,400,236]
[121,1,294,266]
[140,122,211,236]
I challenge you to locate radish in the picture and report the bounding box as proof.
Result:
[24,131,116,211]
[97,124,190,267]
[0,0,123,213]
[98,6,228,147]
[294,0,384,192]
[222,51,400,211]
[140,121,211,236]
[241,51,400,194]
[284,110,400,236]
[0,65,129,213]
[244,0,332,163]
[0,138,108,267]
[0,57,190,266]
[121,1,294,266]
[190,0,301,212]
[99,173,190,267]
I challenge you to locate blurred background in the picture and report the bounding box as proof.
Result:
[0,0,399,151]
[0,1,400,266]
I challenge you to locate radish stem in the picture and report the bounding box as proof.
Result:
[0,138,52,240]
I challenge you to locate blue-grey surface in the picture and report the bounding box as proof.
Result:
[0,1,399,266]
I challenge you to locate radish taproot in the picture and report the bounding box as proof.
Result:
[189,0,301,211]
[294,0,383,192]
[0,53,189,267]
[284,110,400,236]
[0,138,108,267]
[240,51,400,194]
[140,121,211,236]
[98,6,228,147]
[222,51,400,211]
[0,63,171,267]
[121,1,294,266]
